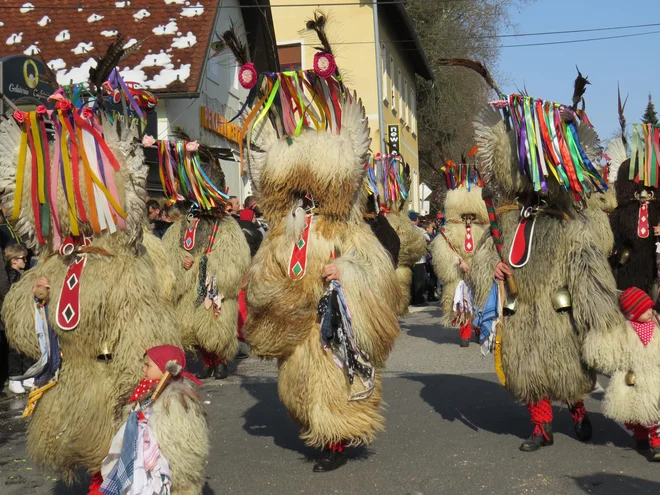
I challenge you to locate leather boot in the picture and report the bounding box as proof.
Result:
[312,449,347,473]
[195,366,214,380]
[460,338,470,348]
[520,423,554,452]
[574,415,593,442]
[214,363,229,380]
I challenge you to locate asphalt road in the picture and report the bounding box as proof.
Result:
[1,303,658,495]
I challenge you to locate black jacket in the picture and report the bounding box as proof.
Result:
[238,220,263,257]
[366,215,400,267]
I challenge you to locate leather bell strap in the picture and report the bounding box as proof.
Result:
[288,214,312,280]
[464,224,474,253]
[509,212,537,268]
[638,202,650,238]
[56,254,87,331]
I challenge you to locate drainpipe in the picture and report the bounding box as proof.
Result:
[372,0,385,157]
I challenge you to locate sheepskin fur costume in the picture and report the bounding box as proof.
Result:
[161,213,250,360]
[469,105,624,405]
[0,115,182,480]
[431,185,488,327]
[383,210,426,315]
[243,92,401,448]
[145,380,209,495]
[607,136,660,295]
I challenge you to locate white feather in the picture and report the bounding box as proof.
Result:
[606,136,628,186]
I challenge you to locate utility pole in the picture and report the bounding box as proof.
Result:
[372,0,385,157]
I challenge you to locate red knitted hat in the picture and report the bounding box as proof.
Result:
[145,345,202,386]
[619,287,655,321]
[239,208,255,221]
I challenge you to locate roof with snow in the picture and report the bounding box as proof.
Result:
[0,0,218,93]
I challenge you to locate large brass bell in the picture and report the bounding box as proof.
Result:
[625,370,636,387]
[503,294,517,315]
[551,287,572,312]
[97,343,113,363]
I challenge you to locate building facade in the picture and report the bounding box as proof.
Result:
[0,0,279,202]
[270,0,433,211]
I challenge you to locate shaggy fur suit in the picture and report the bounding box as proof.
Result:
[0,115,207,490]
[243,93,401,448]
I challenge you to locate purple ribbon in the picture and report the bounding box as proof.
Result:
[109,69,144,119]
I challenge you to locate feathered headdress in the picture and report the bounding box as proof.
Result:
[443,160,485,191]
[441,58,607,201]
[0,38,150,252]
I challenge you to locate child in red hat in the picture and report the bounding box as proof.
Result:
[601,287,660,461]
[89,345,209,494]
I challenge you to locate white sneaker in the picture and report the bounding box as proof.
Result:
[22,378,35,390]
[8,380,26,394]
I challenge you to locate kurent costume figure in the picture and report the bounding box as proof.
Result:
[0,53,182,480]
[364,154,424,315]
[90,345,209,494]
[160,141,251,380]
[242,16,401,472]
[430,161,488,347]
[469,87,623,451]
[607,132,660,297]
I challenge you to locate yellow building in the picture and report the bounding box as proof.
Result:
[270,0,433,211]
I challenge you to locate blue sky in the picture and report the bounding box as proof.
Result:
[498,0,660,141]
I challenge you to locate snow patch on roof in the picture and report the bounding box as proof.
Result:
[37,15,50,26]
[153,20,178,35]
[6,33,23,45]
[87,14,104,23]
[55,29,71,42]
[119,67,147,84]
[47,58,66,71]
[133,9,150,20]
[20,3,35,14]
[24,44,39,56]
[0,22,4,27]
[72,41,94,55]
[180,3,204,17]
[171,32,196,49]
[55,57,97,86]
[164,0,185,4]
[150,64,191,89]
[115,1,130,6]
[124,38,138,49]
[139,52,173,68]
[101,30,118,37]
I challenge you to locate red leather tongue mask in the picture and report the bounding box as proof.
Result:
[509,215,537,268]
[638,202,649,238]
[464,224,474,253]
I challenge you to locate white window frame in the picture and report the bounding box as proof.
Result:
[410,88,416,134]
[381,42,387,102]
[390,56,396,111]
[398,69,402,117]
[403,78,408,124]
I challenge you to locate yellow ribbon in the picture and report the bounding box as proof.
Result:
[59,112,79,236]
[22,380,57,418]
[29,112,46,204]
[12,126,28,222]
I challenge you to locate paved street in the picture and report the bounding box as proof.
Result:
[1,303,659,495]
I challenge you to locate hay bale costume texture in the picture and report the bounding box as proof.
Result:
[430,162,488,343]
[607,131,660,297]
[469,93,624,452]
[240,18,401,470]
[0,93,185,479]
[159,141,251,367]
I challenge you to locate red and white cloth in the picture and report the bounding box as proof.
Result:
[631,320,655,347]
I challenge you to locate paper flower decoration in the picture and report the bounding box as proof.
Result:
[142,134,156,148]
[313,52,336,79]
[13,110,27,123]
[185,140,200,152]
[238,63,257,90]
